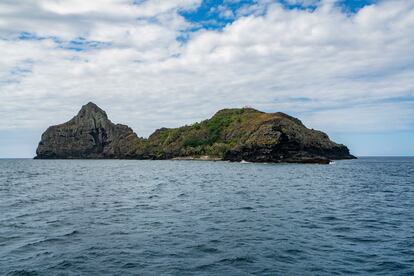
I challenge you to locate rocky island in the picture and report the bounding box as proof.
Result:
[35,102,355,163]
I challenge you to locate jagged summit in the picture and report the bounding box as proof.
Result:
[35,103,355,163]
[35,103,138,159]
[80,101,106,113]
[76,102,108,120]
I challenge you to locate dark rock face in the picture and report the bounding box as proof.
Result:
[35,103,355,163]
[35,102,138,159]
[222,114,354,164]
[140,109,355,163]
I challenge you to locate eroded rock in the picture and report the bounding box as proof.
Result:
[35,103,355,163]
[35,102,138,159]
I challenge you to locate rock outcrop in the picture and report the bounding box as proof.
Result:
[35,103,355,163]
[35,102,138,159]
[135,108,355,164]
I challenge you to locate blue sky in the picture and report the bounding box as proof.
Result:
[0,0,413,157]
[181,0,378,29]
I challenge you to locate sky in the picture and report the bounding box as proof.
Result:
[0,0,413,157]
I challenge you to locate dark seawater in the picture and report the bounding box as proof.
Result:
[1,158,414,275]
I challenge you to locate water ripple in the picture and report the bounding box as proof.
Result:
[0,158,413,275]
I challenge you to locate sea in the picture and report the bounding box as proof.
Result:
[1,157,413,275]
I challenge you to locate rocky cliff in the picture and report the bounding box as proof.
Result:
[35,102,139,159]
[35,103,355,163]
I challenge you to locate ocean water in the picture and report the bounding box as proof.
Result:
[0,158,413,275]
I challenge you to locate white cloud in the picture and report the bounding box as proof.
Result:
[0,0,200,40]
[0,0,413,150]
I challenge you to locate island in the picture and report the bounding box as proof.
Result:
[35,102,355,164]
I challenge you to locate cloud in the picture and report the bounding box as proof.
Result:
[0,0,413,146]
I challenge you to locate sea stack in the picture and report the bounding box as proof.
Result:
[35,102,355,163]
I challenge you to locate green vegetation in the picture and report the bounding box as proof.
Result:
[132,107,293,159]
[36,103,352,163]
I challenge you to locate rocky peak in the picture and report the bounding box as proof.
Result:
[35,103,355,163]
[78,102,107,117]
[73,102,108,126]
[35,102,139,159]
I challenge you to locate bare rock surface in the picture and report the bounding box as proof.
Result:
[35,103,355,163]
[35,102,138,159]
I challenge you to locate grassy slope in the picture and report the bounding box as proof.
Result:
[133,107,312,159]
